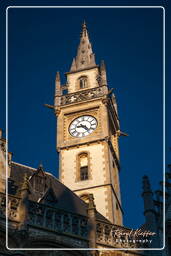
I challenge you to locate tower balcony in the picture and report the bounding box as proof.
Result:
[59,85,108,106]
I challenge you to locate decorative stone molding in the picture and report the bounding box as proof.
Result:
[0,192,20,221]
[96,221,146,248]
[61,86,107,106]
[28,201,88,240]
[102,98,109,106]
[54,107,61,116]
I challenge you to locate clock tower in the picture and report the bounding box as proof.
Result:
[54,22,123,225]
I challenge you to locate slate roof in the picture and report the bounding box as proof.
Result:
[9,161,110,223]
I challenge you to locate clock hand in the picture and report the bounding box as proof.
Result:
[82,125,89,131]
[77,124,89,131]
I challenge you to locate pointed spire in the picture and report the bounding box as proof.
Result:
[70,58,76,72]
[100,60,107,86]
[55,72,61,96]
[142,175,155,213]
[70,22,96,72]
[81,20,88,37]
[142,176,157,231]
[142,175,152,193]
[54,71,61,106]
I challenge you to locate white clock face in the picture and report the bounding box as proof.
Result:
[69,115,98,138]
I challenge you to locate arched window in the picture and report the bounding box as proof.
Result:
[78,76,88,89]
[79,153,89,180]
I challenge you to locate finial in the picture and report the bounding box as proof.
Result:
[100,60,107,86]
[81,20,88,38]
[56,71,60,82]
[83,20,86,28]
[100,60,106,70]
[70,58,76,72]
[142,175,152,193]
[88,194,96,209]
[38,163,43,171]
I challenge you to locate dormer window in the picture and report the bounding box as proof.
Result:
[79,76,88,89]
[29,165,46,195]
[30,174,46,194]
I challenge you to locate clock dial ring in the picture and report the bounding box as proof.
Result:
[69,115,98,138]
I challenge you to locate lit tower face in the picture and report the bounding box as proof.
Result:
[54,22,123,225]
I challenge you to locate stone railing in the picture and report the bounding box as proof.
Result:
[96,221,149,248]
[60,85,108,105]
[0,192,20,220]
[0,193,88,240]
[28,201,88,240]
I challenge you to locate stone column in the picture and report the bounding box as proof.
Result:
[87,194,98,256]
[17,174,30,230]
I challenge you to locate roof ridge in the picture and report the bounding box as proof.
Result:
[11,161,58,179]
[11,161,37,171]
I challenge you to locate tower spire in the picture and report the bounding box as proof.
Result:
[142,176,157,231]
[70,21,96,72]
[54,71,61,106]
[81,20,88,37]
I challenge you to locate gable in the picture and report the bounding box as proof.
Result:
[39,188,58,207]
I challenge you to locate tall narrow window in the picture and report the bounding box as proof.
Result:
[80,166,88,180]
[79,153,89,181]
[79,76,88,89]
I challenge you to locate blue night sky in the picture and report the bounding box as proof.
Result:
[0,0,170,230]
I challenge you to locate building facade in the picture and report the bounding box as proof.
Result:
[0,23,168,256]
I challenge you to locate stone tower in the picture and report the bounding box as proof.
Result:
[54,22,123,224]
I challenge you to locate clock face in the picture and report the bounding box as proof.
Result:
[69,115,98,138]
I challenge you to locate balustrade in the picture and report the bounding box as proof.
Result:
[28,201,88,239]
[60,86,108,105]
[96,221,149,248]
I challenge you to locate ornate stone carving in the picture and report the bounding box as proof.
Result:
[27,201,88,239]
[96,221,147,248]
[96,74,102,86]
[0,193,20,220]
[61,86,107,106]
